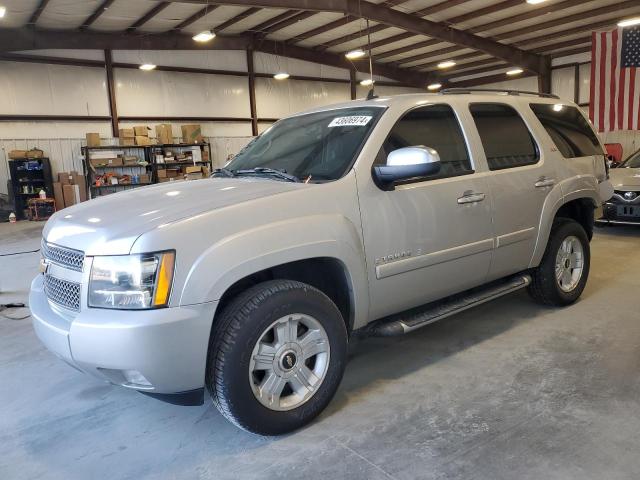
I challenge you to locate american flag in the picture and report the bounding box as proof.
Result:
[590,26,640,132]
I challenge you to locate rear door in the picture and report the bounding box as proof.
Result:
[468,102,557,281]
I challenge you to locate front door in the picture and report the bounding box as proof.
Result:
[357,103,495,320]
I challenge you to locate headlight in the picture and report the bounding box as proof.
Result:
[88,251,175,309]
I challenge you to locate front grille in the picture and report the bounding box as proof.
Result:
[42,242,84,272]
[44,274,81,311]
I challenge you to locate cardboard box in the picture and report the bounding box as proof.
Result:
[122,155,140,166]
[72,173,87,202]
[8,150,28,159]
[86,133,101,147]
[134,126,151,136]
[157,169,167,179]
[155,124,172,145]
[90,157,123,168]
[53,182,65,211]
[135,135,153,146]
[201,149,209,162]
[139,174,150,184]
[184,166,202,174]
[58,172,72,185]
[26,149,44,159]
[118,128,135,138]
[63,184,79,207]
[119,137,135,146]
[166,168,179,178]
[181,124,204,144]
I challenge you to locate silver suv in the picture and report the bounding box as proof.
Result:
[31,90,613,435]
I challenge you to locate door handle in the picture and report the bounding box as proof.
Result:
[457,192,486,204]
[535,177,556,188]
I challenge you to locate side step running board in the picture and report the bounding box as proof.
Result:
[367,274,531,337]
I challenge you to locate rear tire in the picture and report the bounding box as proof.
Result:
[528,218,590,306]
[207,279,348,435]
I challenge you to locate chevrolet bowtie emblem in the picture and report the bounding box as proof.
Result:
[39,258,49,274]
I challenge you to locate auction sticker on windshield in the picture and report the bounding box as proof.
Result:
[328,116,372,127]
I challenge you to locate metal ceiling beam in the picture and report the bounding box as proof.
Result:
[397,0,631,69]
[249,10,302,34]
[285,15,353,44]
[214,7,261,32]
[0,28,429,87]
[317,0,507,51]
[173,5,220,31]
[81,0,116,30]
[127,2,170,32]
[163,0,544,73]
[28,0,52,26]
[260,11,317,35]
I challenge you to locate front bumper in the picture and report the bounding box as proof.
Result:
[598,201,640,225]
[30,274,218,399]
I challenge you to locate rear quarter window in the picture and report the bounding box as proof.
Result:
[529,103,603,158]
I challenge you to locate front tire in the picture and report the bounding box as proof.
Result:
[528,218,590,306]
[207,279,348,435]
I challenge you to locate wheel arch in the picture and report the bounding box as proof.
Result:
[530,193,597,268]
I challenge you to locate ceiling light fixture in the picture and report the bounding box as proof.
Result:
[526,0,548,4]
[360,78,374,86]
[0,6,6,18]
[273,72,290,80]
[345,49,366,60]
[618,17,640,27]
[506,68,524,76]
[428,83,442,91]
[437,60,456,69]
[192,30,215,42]
[139,64,156,71]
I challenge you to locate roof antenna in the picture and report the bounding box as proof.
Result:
[365,18,377,100]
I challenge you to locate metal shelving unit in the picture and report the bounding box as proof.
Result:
[82,143,213,197]
[8,157,54,220]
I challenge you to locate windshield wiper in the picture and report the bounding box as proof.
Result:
[234,167,301,183]
[212,167,236,178]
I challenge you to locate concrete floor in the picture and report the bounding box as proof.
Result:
[1,221,640,480]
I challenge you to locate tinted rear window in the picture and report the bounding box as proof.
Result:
[469,103,539,171]
[529,103,603,158]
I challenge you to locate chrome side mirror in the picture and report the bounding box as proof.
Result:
[372,146,441,190]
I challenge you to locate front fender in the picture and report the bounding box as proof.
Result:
[179,214,370,328]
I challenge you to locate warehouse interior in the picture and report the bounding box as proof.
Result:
[1,0,640,479]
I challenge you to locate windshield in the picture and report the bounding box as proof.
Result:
[225,106,384,182]
[621,150,640,168]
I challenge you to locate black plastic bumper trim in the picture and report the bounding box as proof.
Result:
[140,388,205,406]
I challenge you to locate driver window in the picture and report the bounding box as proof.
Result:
[375,104,473,179]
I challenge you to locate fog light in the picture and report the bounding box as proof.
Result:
[123,370,152,387]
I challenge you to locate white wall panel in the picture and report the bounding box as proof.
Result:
[579,64,591,105]
[0,61,109,116]
[114,69,250,118]
[254,52,350,80]
[551,67,575,102]
[479,76,539,92]
[112,50,247,72]
[0,121,111,139]
[255,79,350,118]
[356,85,425,99]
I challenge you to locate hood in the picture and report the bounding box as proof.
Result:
[43,178,307,255]
[609,167,640,191]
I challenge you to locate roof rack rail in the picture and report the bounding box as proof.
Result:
[439,88,559,99]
